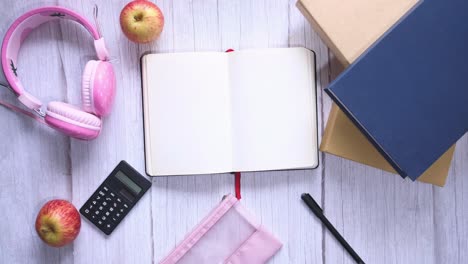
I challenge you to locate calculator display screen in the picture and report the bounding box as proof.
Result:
[115,171,142,194]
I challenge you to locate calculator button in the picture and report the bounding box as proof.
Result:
[96,196,101,200]
[101,216,106,221]
[109,207,114,212]
[102,202,107,206]
[115,213,121,218]
[106,197,112,201]
[99,206,103,210]
[105,211,110,216]
[103,186,109,192]
[112,217,118,222]
[113,203,117,208]
[95,211,100,215]
[97,220,103,225]
[116,198,122,203]
[91,215,96,220]
[110,192,115,197]
[123,204,129,209]
[106,224,112,229]
[91,201,97,205]
[84,209,90,214]
[89,205,94,209]
[119,208,125,213]
[99,191,105,196]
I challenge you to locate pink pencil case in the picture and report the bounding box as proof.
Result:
[160,194,282,264]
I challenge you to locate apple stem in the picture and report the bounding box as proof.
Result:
[134,13,144,22]
[41,225,54,235]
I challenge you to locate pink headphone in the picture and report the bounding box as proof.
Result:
[1,6,115,140]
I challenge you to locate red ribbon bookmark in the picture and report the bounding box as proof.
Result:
[234,172,241,200]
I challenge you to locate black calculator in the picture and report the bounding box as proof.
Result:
[80,161,151,235]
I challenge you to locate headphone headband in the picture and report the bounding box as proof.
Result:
[1,6,109,110]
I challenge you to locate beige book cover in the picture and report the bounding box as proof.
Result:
[297,0,419,66]
[297,0,455,186]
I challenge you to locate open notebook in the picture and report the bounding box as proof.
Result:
[142,48,318,176]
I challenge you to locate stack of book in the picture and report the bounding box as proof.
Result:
[297,0,465,186]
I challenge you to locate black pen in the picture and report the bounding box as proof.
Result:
[301,193,365,264]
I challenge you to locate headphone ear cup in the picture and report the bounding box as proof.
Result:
[45,101,102,140]
[82,60,98,114]
[82,60,116,117]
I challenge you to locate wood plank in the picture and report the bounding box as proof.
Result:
[322,43,436,264]
[57,1,153,263]
[0,2,73,262]
[236,0,327,263]
[434,134,468,263]
[148,0,234,261]
[288,0,331,263]
[323,153,438,264]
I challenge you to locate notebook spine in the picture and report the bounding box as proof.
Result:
[324,88,409,179]
[141,55,153,176]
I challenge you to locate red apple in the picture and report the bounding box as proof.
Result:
[35,200,81,247]
[120,0,164,43]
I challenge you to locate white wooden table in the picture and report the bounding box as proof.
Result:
[0,0,466,263]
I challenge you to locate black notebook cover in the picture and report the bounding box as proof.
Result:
[325,0,468,180]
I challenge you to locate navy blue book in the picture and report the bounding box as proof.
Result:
[325,0,468,181]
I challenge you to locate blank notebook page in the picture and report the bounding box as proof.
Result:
[142,53,233,175]
[229,48,318,171]
[143,48,318,176]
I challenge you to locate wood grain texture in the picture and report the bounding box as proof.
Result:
[58,1,153,263]
[0,0,466,263]
[0,1,73,263]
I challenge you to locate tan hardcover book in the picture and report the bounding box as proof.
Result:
[297,0,455,186]
[297,0,419,66]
